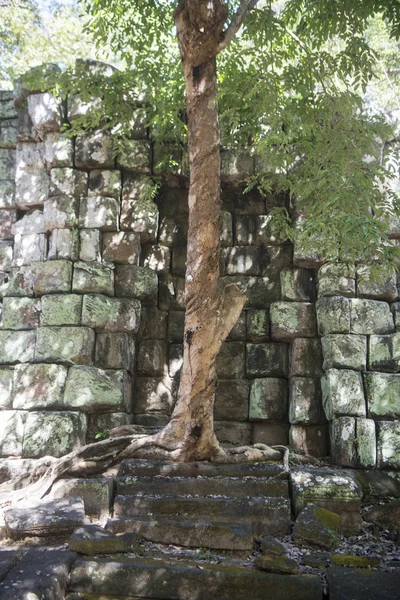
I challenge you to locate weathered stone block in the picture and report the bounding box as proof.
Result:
[89,169,121,198]
[72,262,114,296]
[13,232,47,265]
[317,263,355,297]
[0,181,16,209]
[48,228,79,260]
[330,417,357,467]
[357,267,398,301]
[220,149,254,181]
[377,421,400,468]
[221,211,233,246]
[0,208,16,240]
[215,421,252,446]
[22,411,86,458]
[225,247,261,276]
[0,369,13,409]
[1,297,40,329]
[289,425,328,457]
[227,312,246,341]
[82,294,140,333]
[49,167,88,197]
[75,131,114,169]
[12,209,45,234]
[102,232,140,264]
[214,380,249,421]
[27,93,62,133]
[171,246,187,276]
[13,363,67,410]
[252,423,289,446]
[120,175,159,243]
[15,169,49,208]
[115,265,158,305]
[0,149,16,180]
[293,236,324,269]
[168,311,185,342]
[0,119,17,148]
[117,140,151,173]
[52,478,113,517]
[246,309,269,342]
[322,334,367,371]
[168,344,183,379]
[41,294,82,326]
[87,412,131,443]
[246,343,288,377]
[281,267,316,303]
[137,340,167,376]
[64,366,130,413]
[134,377,175,415]
[159,215,187,247]
[290,338,323,377]
[79,229,101,262]
[364,372,400,418]
[0,330,36,363]
[35,326,94,365]
[0,242,13,271]
[249,378,288,421]
[289,378,324,424]
[216,342,245,379]
[356,418,376,468]
[316,296,350,335]
[0,411,26,456]
[350,299,394,334]
[44,195,78,230]
[159,274,185,311]
[33,260,72,295]
[158,187,188,217]
[43,132,73,169]
[95,333,135,371]
[322,369,366,419]
[0,92,17,119]
[79,196,119,231]
[270,302,316,341]
[0,266,34,297]
[221,275,281,308]
[141,244,171,272]
[369,333,400,372]
[139,307,168,339]
[234,214,280,246]
[68,94,102,121]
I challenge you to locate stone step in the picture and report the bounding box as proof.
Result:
[118,459,287,479]
[105,518,253,550]
[68,556,323,599]
[114,495,291,537]
[115,475,288,499]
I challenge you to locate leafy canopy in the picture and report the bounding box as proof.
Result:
[30,1,400,271]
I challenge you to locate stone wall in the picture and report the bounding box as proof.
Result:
[0,62,399,469]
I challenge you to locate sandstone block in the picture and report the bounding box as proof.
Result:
[159,215,187,247]
[356,417,376,468]
[0,266,34,297]
[280,268,316,301]
[249,378,288,421]
[0,411,26,456]
[137,340,167,376]
[79,195,119,230]
[225,246,261,276]
[48,228,79,260]
[72,262,114,296]
[350,299,394,334]
[322,334,367,371]
[22,411,86,458]
[0,369,13,409]
[252,423,289,446]
[168,344,183,379]
[13,232,47,265]
[87,412,131,443]
[171,246,187,276]
[82,294,140,333]
[0,208,16,240]
[102,232,141,264]
[292,503,340,550]
[1,297,40,329]
[316,296,350,335]
[215,421,252,446]
[330,416,357,467]
[377,421,400,468]
[12,209,45,234]
[40,294,82,326]
[13,363,67,410]
[0,242,13,271]
[234,214,280,245]
[216,342,245,379]
[139,307,168,339]
[221,210,233,246]
[44,195,78,229]
[43,132,73,169]
[270,302,316,341]
[0,149,16,180]
[228,312,246,341]
[79,229,101,262]
[167,311,185,342]
[0,330,36,363]
[214,380,249,421]
[322,369,366,419]
[289,425,328,457]
[35,326,94,365]
[364,372,400,418]
[0,92,17,119]
[134,377,175,415]
[115,265,158,305]
[68,95,102,121]
[141,244,171,272]
[369,333,400,372]
[290,338,323,377]
[89,169,121,198]
[75,131,114,169]
[159,274,185,311]
[289,377,324,424]
[317,263,356,297]
[246,309,270,342]
[0,118,17,148]
[391,301,400,331]
[220,148,254,181]
[357,267,398,301]
[246,343,288,377]
[120,175,159,242]
[221,275,281,308]
[95,333,135,371]
[117,140,151,173]
[0,181,16,209]
[49,167,88,197]
[15,169,49,208]
[27,93,62,133]
[64,366,130,413]
[33,259,72,295]
[52,479,113,517]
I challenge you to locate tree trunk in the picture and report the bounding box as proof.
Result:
[156,1,246,461]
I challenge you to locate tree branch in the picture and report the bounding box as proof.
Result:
[216,0,260,53]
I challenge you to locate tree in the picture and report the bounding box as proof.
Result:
[2,0,400,502]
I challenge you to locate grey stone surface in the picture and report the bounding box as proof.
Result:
[43,132,73,169]
[168,344,183,379]
[377,420,400,468]
[159,274,186,311]
[289,425,329,457]
[0,119,17,148]
[95,332,135,371]
[44,194,78,229]
[228,312,246,341]
[327,565,400,600]
[15,168,49,209]
[159,214,188,247]
[215,380,250,421]
[27,92,62,133]
[117,140,151,173]
[280,268,316,301]
[223,274,283,307]
[52,479,113,517]
[221,148,254,181]
[79,229,101,262]
[322,334,367,371]
[22,411,86,458]
[72,262,114,296]
[225,246,261,275]
[12,209,45,234]
[216,342,245,379]
[89,169,121,198]
[35,326,94,365]
[1,296,40,329]
[350,299,394,334]
[41,293,82,326]
[49,167,88,197]
[168,310,185,342]
[0,368,13,409]
[215,421,252,446]
[120,174,159,242]
[0,208,16,240]
[0,181,16,209]
[290,338,323,377]
[33,259,73,294]
[246,309,269,342]
[249,378,288,421]
[141,244,171,272]
[317,263,356,297]
[134,376,175,415]
[316,296,351,335]
[64,366,130,413]
[79,195,119,230]
[13,232,47,265]
[246,343,289,377]
[13,363,67,410]
[68,524,136,554]
[102,231,141,264]
[322,369,366,419]
[140,307,168,339]
[330,416,357,467]
[369,333,400,371]
[271,302,316,341]
[0,149,16,180]
[0,330,36,363]
[0,242,13,271]
[82,294,140,333]
[234,214,281,246]
[171,245,187,276]
[0,411,26,455]
[289,377,324,424]
[0,266,34,297]
[252,423,290,446]
[364,372,400,418]
[115,264,158,305]
[357,267,398,301]
[87,412,131,443]
[356,417,376,468]
[75,131,114,168]
[292,503,340,550]
[137,340,167,376]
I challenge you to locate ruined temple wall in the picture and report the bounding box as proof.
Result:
[0,65,400,470]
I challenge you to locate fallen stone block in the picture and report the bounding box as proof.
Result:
[327,565,400,600]
[292,503,340,550]
[52,478,113,517]
[254,554,300,575]
[69,524,137,555]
